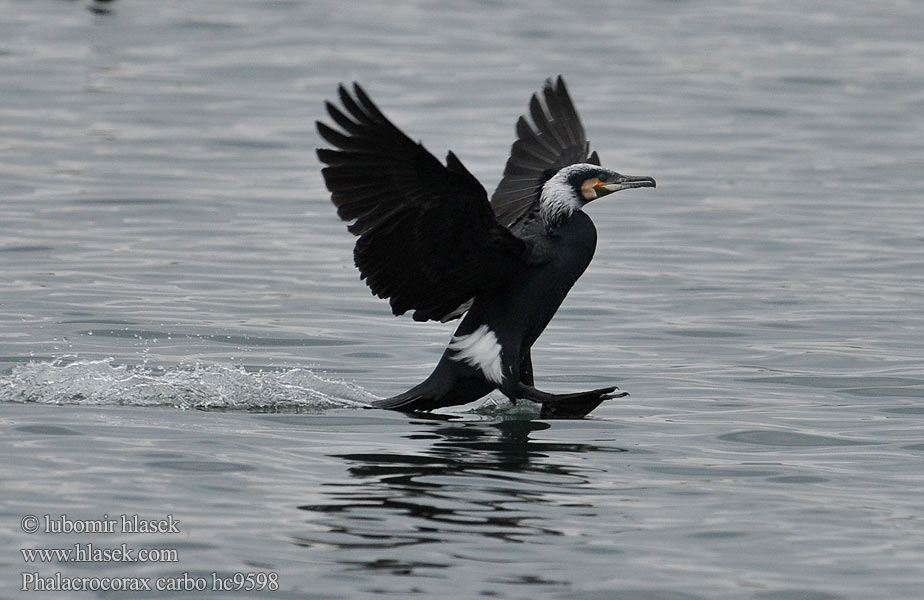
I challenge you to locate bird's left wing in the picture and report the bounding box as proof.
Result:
[317,83,528,322]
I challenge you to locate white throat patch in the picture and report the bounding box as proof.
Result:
[447,325,503,384]
[539,164,594,226]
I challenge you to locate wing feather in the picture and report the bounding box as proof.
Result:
[317,83,528,322]
[490,76,599,229]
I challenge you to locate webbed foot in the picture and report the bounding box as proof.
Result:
[514,383,628,419]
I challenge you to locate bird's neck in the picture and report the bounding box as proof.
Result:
[539,177,582,229]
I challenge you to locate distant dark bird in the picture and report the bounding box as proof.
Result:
[317,77,655,418]
[87,0,116,15]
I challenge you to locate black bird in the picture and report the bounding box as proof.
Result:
[317,76,655,418]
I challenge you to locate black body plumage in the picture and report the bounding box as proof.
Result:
[317,77,655,417]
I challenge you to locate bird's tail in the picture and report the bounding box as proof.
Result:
[373,375,492,413]
[373,389,439,412]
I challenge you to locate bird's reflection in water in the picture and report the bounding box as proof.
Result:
[294,415,627,575]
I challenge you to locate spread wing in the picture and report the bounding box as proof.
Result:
[490,76,600,229]
[317,83,528,322]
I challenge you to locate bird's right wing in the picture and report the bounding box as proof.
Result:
[490,76,600,229]
[317,83,529,322]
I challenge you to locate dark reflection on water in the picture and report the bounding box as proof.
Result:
[294,417,627,567]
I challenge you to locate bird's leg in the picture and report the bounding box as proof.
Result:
[513,382,628,419]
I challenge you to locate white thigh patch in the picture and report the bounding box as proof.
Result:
[447,325,503,384]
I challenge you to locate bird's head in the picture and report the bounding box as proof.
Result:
[539,163,656,227]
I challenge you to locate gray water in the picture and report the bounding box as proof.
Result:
[2,1,923,598]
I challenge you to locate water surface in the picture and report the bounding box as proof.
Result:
[2,1,923,598]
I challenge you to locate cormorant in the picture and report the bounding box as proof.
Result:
[317,76,655,418]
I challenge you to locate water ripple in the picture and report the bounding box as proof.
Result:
[719,430,872,447]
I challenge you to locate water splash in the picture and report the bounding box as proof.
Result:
[0,359,378,412]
